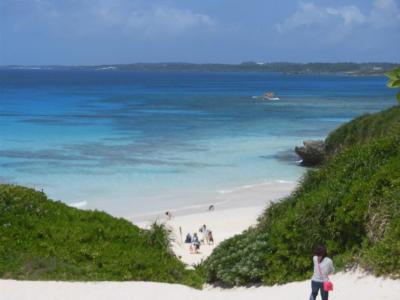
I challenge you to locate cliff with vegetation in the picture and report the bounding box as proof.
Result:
[0,185,202,288]
[202,106,400,286]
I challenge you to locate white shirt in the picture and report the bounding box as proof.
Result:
[311,256,334,282]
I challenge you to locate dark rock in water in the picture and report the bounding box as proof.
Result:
[295,140,326,166]
[268,149,302,164]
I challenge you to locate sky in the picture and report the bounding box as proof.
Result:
[1,0,399,65]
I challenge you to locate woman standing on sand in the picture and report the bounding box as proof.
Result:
[310,245,334,300]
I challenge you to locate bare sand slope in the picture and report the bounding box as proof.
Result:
[1,271,399,300]
[136,205,263,266]
[134,182,296,266]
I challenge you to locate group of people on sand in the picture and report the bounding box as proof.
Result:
[185,224,214,254]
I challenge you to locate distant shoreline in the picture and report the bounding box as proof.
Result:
[1,62,398,76]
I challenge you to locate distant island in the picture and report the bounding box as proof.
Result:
[2,62,399,76]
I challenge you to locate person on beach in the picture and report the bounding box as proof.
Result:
[310,245,335,300]
[199,224,207,244]
[185,233,192,243]
[165,211,172,220]
[207,230,214,245]
[190,233,200,254]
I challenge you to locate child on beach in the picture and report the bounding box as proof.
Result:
[309,245,334,300]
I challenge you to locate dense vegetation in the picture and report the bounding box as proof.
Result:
[325,106,400,155]
[203,106,400,286]
[0,185,202,288]
[385,67,400,103]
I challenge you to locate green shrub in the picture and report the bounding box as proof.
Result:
[325,106,400,155]
[385,67,400,103]
[0,185,203,288]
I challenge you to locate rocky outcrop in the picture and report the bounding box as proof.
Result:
[295,140,326,166]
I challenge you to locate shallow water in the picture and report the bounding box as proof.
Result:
[0,70,396,216]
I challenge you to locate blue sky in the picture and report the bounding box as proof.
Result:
[1,0,399,65]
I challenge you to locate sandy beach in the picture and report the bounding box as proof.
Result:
[136,205,264,266]
[1,270,399,300]
[134,181,296,265]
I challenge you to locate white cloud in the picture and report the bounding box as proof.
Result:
[12,0,216,38]
[326,6,366,26]
[276,2,366,33]
[88,1,216,36]
[277,0,400,35]
[123,6,215,36]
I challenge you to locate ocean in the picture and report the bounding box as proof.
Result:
[0,69,396,217]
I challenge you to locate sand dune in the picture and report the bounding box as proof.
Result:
[1,270,399,300]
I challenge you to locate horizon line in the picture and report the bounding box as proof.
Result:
[1,61,400,67]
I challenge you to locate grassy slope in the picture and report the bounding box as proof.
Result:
[326,106,400,155]
[0,185,202,288]
[203,106,400,286]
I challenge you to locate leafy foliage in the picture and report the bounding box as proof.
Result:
[0,185,202,288]
[385,67,400,103]
[325,106,400,155]
[203,107,400,286]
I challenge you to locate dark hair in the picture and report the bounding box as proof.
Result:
[314,245,328,262]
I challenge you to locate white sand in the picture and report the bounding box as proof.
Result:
[134,181,295,266]
[1,270,399,300]
[130,180,297,223]
[137,205,264,266]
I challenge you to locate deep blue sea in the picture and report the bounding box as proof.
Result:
[0,70,396,217]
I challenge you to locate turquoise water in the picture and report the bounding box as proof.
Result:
[0,70,396,216]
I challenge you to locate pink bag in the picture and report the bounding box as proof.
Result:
[323,281,333,291]
[318,261,334,292]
